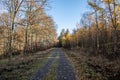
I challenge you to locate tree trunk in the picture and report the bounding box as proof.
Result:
[95,10,99,51]
[23,25,28,54]
[113,26,118,54]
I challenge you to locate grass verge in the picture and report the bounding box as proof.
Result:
[0,49,54,80]
[64,49,105,80]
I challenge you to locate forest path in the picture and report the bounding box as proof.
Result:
[31,48,77,80]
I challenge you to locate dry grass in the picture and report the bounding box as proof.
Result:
[0,48,54,80]
[65,49,120,80]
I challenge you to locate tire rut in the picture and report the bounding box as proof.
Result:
[31,48,77,80]
[31,50,57,80]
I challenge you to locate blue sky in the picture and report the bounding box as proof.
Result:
[0,0,89,36]
[47,0,89,36]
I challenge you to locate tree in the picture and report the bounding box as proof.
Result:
[1,0,24,58]
[20,0,49,53]
[88,0,102,51]
[58,29,65,47]
[103,0,120,54]
[0,0,57,58]
[65,29,71,49]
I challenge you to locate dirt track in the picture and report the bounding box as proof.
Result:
[31,48,77,80]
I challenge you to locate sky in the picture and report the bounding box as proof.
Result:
[0,0,89,36]
[47,0,90,36]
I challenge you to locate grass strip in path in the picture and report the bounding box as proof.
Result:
[42,54,59,80]
[31,50,57,80]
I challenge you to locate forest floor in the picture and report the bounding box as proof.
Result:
[0,48,120,80]
[65,48,120,80]
[0,48,77,80]
[0,48,54,80]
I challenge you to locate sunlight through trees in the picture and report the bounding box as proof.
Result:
[58,0,120,56]
[0,0,57,58]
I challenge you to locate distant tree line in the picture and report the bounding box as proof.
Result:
[58,0,120,56]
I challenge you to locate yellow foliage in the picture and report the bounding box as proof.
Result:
[66,33,71,40]
[104,0,112,3]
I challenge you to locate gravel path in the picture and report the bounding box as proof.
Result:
[31,48,77,80]
[57,49,77,80]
